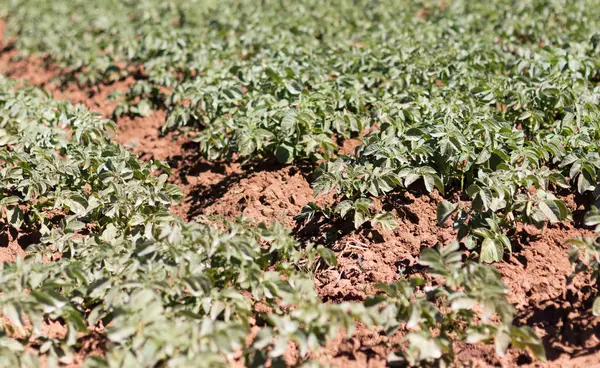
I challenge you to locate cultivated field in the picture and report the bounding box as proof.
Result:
[1,1,599,367]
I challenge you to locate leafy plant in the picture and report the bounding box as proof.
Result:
[437,168,571,262]
[0,78,544,366]
[5,0,599,363]
[366,242,546,366]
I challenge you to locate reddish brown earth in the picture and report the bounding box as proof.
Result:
[1,20,599,367]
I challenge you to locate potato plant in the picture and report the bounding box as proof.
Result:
[0,78,543,366]
[3,0,600,364]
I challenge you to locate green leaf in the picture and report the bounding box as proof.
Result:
[312,175,335,196]
[480,237,503,263]
[317,245,337,266]
[354,210,367,229]
[403,172,420,187]
[451,297,477,311]
[495,329,511,356]
[436,200,457,225]
[538,201,559,223]
[0,337,24,352]
[65,195,88,216]
[6,206,24,228]
[354,198,373,213]
[593,297,600,317]
[476,148,491,165]
[29,292,66,319]
[281,110,296,133]
[510,326,546,361]
[64,307,87,332]
[432,174,444,194]
[270,336,289,357]
[136,99,152,117]
[275,144,294,164]
[285,81,302,95]
[264,67,283,84]
[406,332,443,361]
[371,212,398,231]
[0,196,20,206]
[2,304,25,329]
[335,200,353,218]
[107,325,137,343]
[577,172,594,194]
[422,174,434,192]
[65,220,86,231]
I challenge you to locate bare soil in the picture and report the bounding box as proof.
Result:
[1,21,599,367]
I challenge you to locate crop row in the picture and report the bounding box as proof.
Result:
[2,0,599,365]
[0,77,544,365]
[3,1,599,247]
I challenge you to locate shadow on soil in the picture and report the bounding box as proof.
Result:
[517,289,600,361]
[167,143,315,221]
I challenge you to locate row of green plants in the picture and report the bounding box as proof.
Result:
[0,78,544,366]
[2,0,595,163]
[3,1,599,258]
[1,0,599,363]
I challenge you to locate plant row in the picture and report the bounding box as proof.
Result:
[0,77,544,366]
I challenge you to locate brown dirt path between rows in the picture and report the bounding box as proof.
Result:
[1,19,599,367]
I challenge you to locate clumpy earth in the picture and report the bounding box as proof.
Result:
[1,20,599,367]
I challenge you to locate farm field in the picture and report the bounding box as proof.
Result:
[0,0,599,367]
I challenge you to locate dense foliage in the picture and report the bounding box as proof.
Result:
[0,78,543,366]
[2,0,599,261]
[2,0,599,365]
[0,76,350,366]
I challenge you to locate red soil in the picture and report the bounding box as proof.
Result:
[1,20,599,367]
